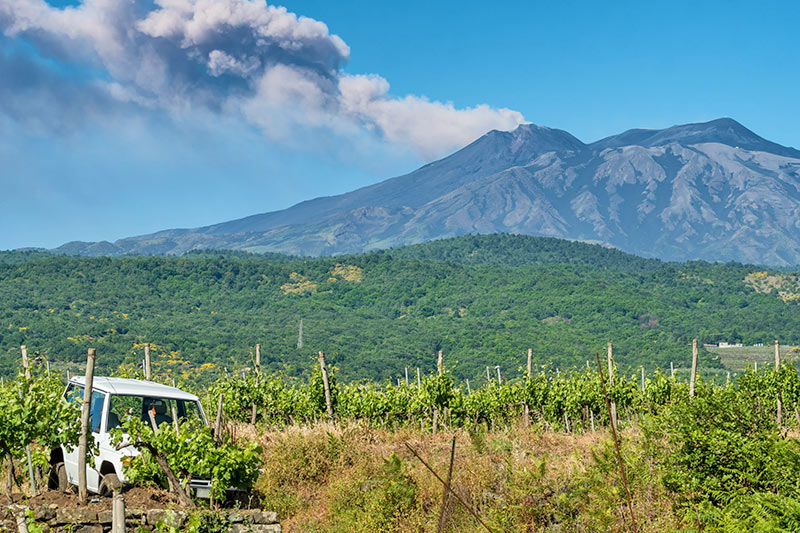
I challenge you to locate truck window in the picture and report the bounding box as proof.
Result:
[90,391,105,433]
[184,401,203,422]
[107,395,205,432]
[65,385,106,433]
[107,395,140,431]
[65,383,81,405]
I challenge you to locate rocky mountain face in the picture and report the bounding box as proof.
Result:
[57,118,800,265]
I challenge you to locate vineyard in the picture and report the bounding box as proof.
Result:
[5,345,800,531]
[208,353,798,434]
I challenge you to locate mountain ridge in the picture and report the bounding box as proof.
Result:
[590,117,800,157]
[52,118,800,265]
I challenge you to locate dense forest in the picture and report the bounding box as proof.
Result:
[1,234,799,381]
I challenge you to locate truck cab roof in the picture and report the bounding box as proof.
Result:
[68,376,200,402]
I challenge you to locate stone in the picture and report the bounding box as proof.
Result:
[6,504,27,522]
[146,509,187,528]
[249,511,279,524]
[34,504,56,522]
[164,510,188,528]
[73,525,103,533]
[97,510,113,524]
[56,508,97,524]
[236,510,279,524]
[7,504,27,514]
[252,525,281,533]
[146,509,166,526]
[125,508,144,519]
[258,511,279,524]
[230,525,282,533]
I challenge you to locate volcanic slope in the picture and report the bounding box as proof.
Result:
[58,118,800,265]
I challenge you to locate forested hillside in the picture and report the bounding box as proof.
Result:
[388,234,666,271]
[2,235,799,381]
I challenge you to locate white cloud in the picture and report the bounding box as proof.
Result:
[339,74,525,159]
[0,0,525,159]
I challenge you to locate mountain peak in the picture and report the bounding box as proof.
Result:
[591,118,800,157]
[481,122,586,158]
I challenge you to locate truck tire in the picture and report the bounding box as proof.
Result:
[48,462,68,492]
[99,472,121,497]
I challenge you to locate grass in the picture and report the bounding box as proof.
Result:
[709,345,800,372]
[246,421,686,532]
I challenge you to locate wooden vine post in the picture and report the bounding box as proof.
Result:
[251,344,261,424]
[78,348,96,505]
[111,490,125,533]
[527,348,533,377]
[437,436,457,533]
[595,352,638,533]
[16,348,37,496]
[689,339,698,398]
[144,343,151,380]
[21,345,30,380]
[775,340,782,426]
[15,513,28,533]
[607,343,617,428]
[640,366,645,393]
[215,393,224,443]
[319,351,333,419]
[523,348,532,426]
[433,351,443,434]
[405,442,495,533]
[20,344,36,494]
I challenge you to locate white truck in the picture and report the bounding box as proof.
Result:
[48,376,212,498]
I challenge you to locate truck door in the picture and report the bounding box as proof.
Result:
[63,387,106,492]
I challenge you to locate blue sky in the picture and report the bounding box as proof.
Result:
[1,0,798,249]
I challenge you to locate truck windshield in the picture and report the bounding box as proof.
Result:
[64,384,105,433]
[106,395,204,432]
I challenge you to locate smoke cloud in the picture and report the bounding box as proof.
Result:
[0,0,525,158]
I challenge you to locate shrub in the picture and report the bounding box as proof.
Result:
[646,384,800,514]
[110,417,262,505]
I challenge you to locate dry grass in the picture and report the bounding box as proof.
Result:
[243,421,685,532]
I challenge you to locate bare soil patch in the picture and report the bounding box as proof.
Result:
[6,485,186,512]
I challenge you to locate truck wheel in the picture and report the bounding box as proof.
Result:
[99,472,121,497]
[48,462,68,492]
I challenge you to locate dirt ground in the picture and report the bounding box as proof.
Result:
[5,485,185,512]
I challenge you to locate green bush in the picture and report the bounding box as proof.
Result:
[110,417,262,503]
[0,371,81,480]
[652,386,800,506]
